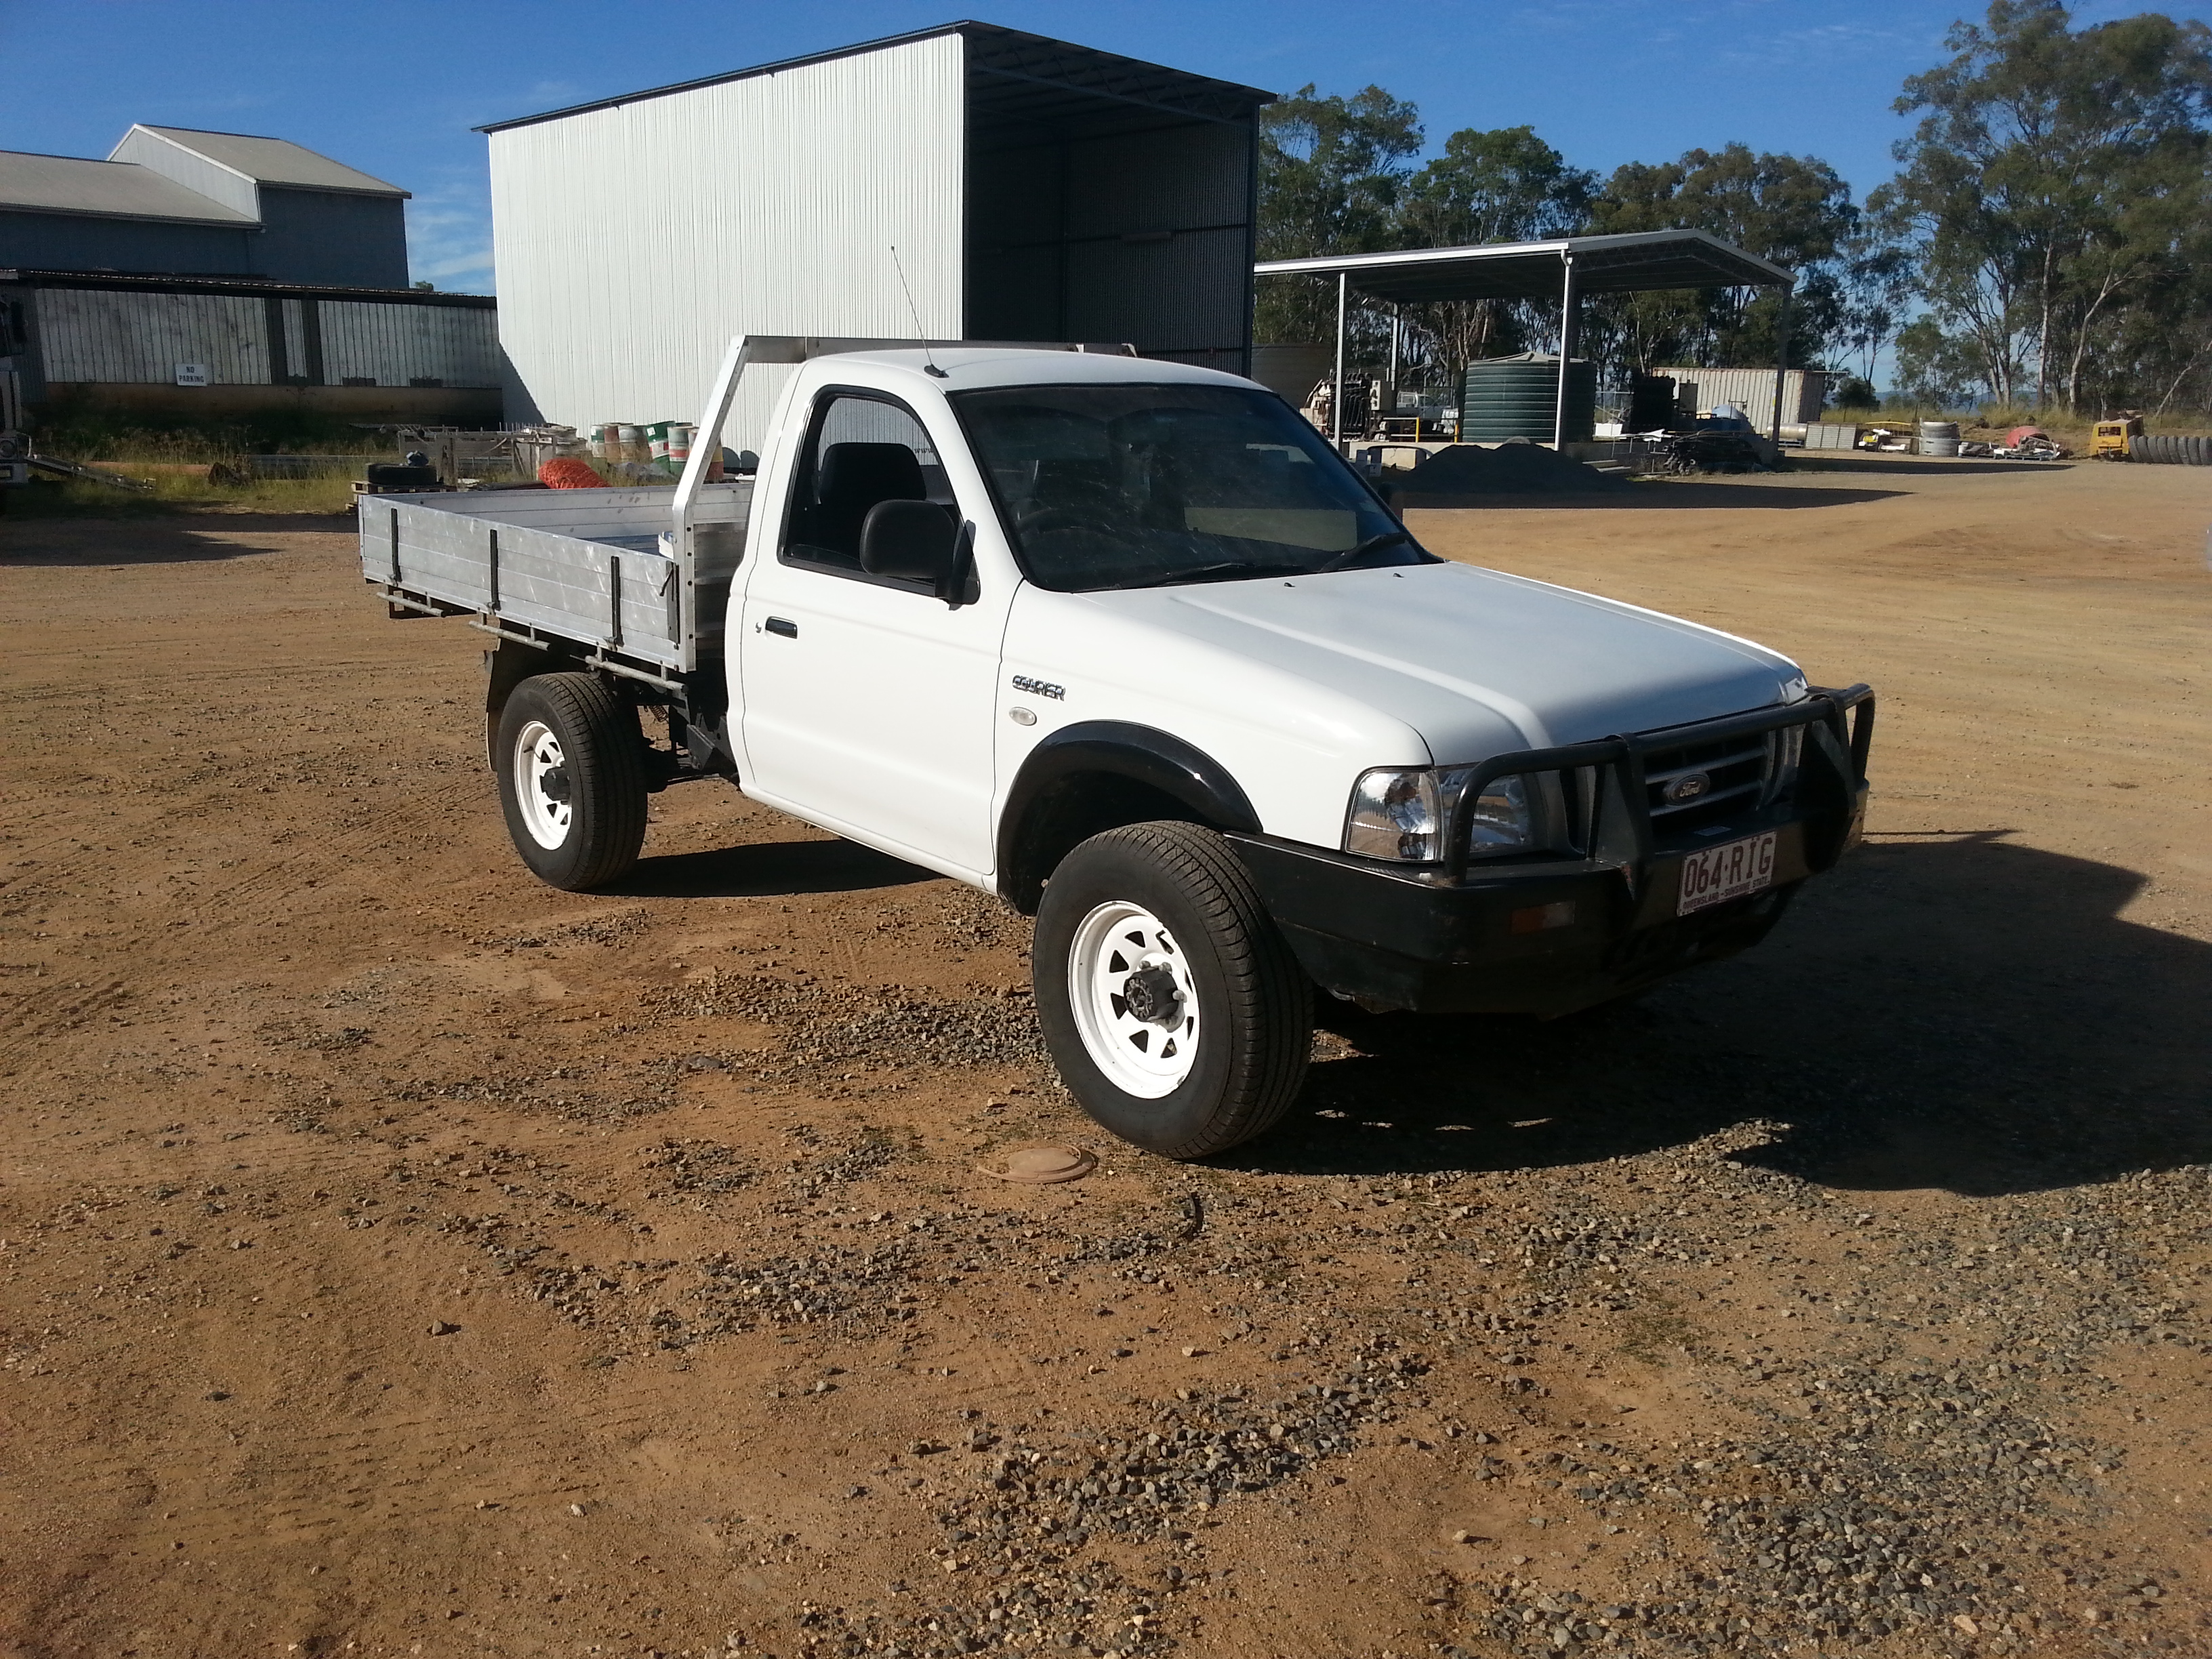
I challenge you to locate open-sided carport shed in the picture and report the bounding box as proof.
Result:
[1253,229,1796,447]
[480,23,1272,442]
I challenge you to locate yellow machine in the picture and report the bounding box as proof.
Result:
[2092,414,2143,459]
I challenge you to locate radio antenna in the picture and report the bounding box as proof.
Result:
[889,245,949,378]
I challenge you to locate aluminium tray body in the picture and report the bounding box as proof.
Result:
[359,481,751,676]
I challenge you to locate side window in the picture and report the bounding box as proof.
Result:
[782,392,956,575]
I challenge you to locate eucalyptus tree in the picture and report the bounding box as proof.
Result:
[1583,143,1859,375]
[1391,126,1597,382]
[1254,84,1423,348]
[1873,0,2212,409]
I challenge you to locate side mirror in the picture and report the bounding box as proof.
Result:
[860,499,960,596]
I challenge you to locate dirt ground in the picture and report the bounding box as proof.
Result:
[2,456,2207,1659]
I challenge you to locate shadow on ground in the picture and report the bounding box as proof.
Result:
[1402,483,1909,511]
[0,512,342,564]
[609,835,937,899]
[1224,833,2209,1197]
[1784,456,2074,477]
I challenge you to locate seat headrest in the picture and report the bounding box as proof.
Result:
[818,442,925,506]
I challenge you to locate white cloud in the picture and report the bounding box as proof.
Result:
[405,173,494,293]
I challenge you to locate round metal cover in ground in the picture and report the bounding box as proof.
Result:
[985,1145,1097,1185]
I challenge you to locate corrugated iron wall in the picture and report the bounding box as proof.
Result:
[965,118,1254,371]
[37,289,271,383]
[320,300,501,387]
[1065,121,1251,365]
[487,34,967,447]
[1654,367,1830,430]
[280,296,310,377]
[28,285,499,387]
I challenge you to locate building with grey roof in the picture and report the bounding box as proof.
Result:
[0,125,411,288]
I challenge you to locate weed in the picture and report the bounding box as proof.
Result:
[5,467,360,518]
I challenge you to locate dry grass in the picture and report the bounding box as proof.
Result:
[28,407,405,462]
[6,466,361,519]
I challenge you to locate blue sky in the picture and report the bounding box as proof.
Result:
[7,0,2206,300]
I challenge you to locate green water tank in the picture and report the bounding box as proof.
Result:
[1460,354,1597,444]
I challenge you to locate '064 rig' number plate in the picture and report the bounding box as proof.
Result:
[1677,832,1778,916]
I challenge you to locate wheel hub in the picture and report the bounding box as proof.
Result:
[1065,901,1201,1099]
[1121,962,1181,1025]
[513,720,575,851]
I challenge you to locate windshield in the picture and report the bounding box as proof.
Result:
[951,382,1431,592]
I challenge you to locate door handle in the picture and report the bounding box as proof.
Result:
[764,616,798,638]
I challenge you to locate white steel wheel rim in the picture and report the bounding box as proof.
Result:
[514,720,573,850]
[1067,900,1201,1099]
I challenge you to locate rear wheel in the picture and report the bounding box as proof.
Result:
[1034,821,1309,1158]
[494,672,647,890]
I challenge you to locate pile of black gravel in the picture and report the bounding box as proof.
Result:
[1395,441,1631,499]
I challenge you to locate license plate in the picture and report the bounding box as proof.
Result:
[1677,832,1778,916]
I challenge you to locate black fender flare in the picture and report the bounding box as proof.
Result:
[996,721,1261,909]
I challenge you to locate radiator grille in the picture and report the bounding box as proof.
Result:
[1640,730,1779,838]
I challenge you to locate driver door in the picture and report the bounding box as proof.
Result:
[737,389,1009,882]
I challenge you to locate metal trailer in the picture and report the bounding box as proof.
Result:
[359,334,1114,777]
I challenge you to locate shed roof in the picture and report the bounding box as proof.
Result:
[476,20,1275,139]
[127,127,408,197]
[0,150,259,225]
[1254,230,1794,302]
[0,266,493,306]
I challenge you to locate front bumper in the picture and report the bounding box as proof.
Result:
[1230,684,1873,1015]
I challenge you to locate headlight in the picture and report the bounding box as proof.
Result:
[1460,769,1534,851]
[1344,766,1532,862]
[1777,722,1805,781]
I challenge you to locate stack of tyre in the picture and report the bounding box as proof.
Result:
[2135,433,2212,464]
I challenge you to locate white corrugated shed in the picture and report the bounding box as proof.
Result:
[488,34,967,447]
[483,24,1273,447]
[1655,367,1830,430]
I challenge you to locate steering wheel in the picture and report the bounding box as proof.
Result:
[1015,505,1092,537]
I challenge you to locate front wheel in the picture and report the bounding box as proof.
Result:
[493,672,648,890]
[1033,821,1310,1158]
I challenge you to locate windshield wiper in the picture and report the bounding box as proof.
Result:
[1310,529,1412,574]
[1112,559,1314,590]
[1101,531,1417,591]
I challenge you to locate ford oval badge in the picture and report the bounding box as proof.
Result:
[1665,771,1711,804]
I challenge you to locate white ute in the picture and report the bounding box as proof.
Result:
[363,337,1874,1158]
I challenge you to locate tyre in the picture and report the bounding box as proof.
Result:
[1033,821,1311,1158]
[493,672,648,890]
